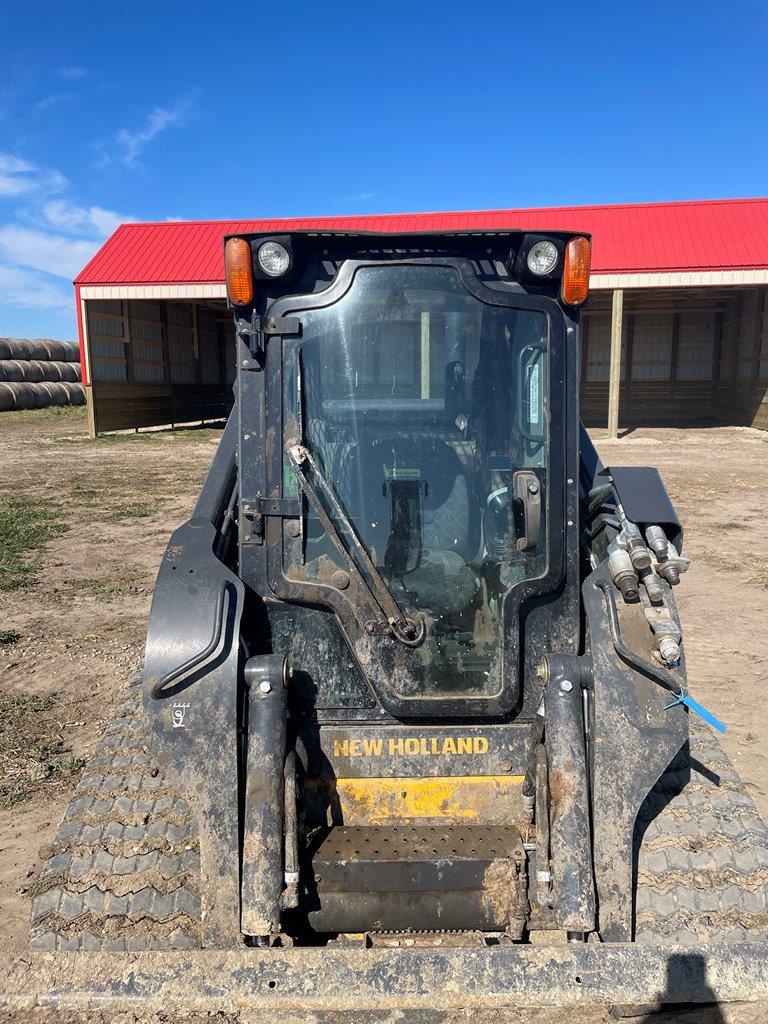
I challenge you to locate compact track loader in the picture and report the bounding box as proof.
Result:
[14,229,768,1016]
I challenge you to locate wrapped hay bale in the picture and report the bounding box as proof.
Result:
[38,381,70,406]
[0,340,83,410]
[0,360,25,382]
[62,381,86,406]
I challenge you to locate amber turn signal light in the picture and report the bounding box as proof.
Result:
[224,237,253,306]
[562,236,591,306]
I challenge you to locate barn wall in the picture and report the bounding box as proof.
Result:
[581,285,768,428]
[713,286,768,429]
[85,299,236,434]
[84,287,768,435]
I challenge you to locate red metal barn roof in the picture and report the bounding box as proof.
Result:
[75,198,768,286]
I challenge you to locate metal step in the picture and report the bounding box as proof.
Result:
[303,824,527,935]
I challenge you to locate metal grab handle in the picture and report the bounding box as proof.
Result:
[150,581,229,699]
[513,469,541,551]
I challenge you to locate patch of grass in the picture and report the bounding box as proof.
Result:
[63,424,223,446]
[707,551,768,589]
[0,692,85,809]
[0,629,21,645]
[68,480,100,500]
[68,577,129,598]
[65,481,161,520]
[105,500,155,521]
[5,405,87,425]
[0,498,68,591]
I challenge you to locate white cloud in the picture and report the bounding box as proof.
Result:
[41,199,135,237]
[0,154,37,197]
[0,226,100,280]
[0,154,34,174]
[57,66,87,80]
[342,191,377,202]
[0,175,36,198]
[0,148,136,319]
[0,264,72,311]
[114,100,193,166]
[0,152,67,199]
[34,93,75,115]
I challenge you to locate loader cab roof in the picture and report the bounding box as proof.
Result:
[223,229,593,309]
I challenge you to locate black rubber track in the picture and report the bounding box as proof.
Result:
[635,720,768,944]
[29,668,202,951]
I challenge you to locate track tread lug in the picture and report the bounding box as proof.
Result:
[636,729,768,943]
[29,667,202,950]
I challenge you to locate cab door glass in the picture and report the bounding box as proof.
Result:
[281,265,549,699]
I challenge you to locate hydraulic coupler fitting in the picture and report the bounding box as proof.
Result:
[658,635,681,666]
[645,525,670,562]
[608,548,639,602]
[656,541,690,587]
[660,563,681,586]
[642,570,665,605]
[645,524,683,585]
[623,522,652,575]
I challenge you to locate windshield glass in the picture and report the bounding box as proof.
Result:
[282,264,549,699]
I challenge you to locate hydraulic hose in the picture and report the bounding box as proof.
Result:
[595,579,678,693]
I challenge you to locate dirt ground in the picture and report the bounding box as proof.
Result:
[0,406,767,1022]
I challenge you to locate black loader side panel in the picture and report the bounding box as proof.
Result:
[142,414,246,946]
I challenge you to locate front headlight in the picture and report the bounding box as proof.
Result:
[257,240,291,277]
[526,240,559,276]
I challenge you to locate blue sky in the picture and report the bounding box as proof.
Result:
[1,1,766,339]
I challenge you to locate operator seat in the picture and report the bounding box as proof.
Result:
[335,433,480,620]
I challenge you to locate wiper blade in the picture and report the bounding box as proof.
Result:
[286,442,425,648]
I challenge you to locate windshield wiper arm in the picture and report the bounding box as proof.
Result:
[286,442,425,648]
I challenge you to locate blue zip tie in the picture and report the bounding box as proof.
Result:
[664,690,726,734]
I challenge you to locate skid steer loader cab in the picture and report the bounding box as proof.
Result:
[24,228,768,1018]
[250,237,570,719]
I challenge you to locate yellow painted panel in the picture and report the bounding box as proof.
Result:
[306,775,524,826]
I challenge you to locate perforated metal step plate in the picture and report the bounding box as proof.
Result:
[304,824,526,933]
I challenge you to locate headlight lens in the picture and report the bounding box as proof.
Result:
[257,240,291,277]
[526,240,559,276]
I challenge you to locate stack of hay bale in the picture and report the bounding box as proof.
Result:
[0,338,86,411]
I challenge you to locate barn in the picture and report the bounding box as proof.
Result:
[74,199,768,437]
